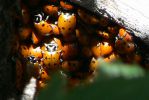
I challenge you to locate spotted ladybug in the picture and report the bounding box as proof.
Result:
[43,5,59,17]
[62,43,78,60]
[60,1,74,10]
[91,41,113,58]
[33,12,53,36]
[58,13,76,37]
[28,45,42,59]
[41,38,62,69]
[118,28,133,42]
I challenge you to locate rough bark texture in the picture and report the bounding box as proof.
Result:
[0,0,22,99]
[95,0,149,45]
[71,0,149,45]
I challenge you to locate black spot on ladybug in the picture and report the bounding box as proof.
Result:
[68,28,71,30]
[42,71,45,74]
[42,24,45,27]
[49,30,52,33]
[46,8,49,11]
[23,47,26,49]
[62,27,65,30]
[92,61,95,63]
[127,45,130,48]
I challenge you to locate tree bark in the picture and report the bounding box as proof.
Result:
[71,0,149,45]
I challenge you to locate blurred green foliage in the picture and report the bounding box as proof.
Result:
[38,61,149,100]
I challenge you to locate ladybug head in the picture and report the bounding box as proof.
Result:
[33,11,49,23]
[44,40,58,53]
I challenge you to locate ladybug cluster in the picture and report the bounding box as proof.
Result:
[12,0,142,90]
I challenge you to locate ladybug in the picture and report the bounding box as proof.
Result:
[39,69,50,82]
[18,26,32,40]
[76,29,90,46]
[50,24,60,35]
[115,39,135,54]
[91,41,113,58]
[61,43,78,60]
[41,38,62,69]
[60,1,74,10]
[33,12,60,36]
[37,69,50,89]
[31,31,42,44]
[58,13,76,37]
[43,5,59,17]
[104,53,118,62]
[78,9,100,25]
[19,45,29,58]
[61,60,82,74]
[28,45,42,59]
[33,12,52,36]
[97,31,110,39]
[118,28,133,42]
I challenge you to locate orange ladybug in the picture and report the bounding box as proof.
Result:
[62,43,78,60]
[60,1,74,10]
[58,13,76,37]
[34,12,61,36]
[28,45,42,58]
[19,45,29,58]
[118,28,133,42]
[115,39,135,54]
[76,29,90,46]
[78,9,100,25]
[33,12,52,36]
[19,26,32,40]
[61,60,82,72]
[39,69,50,81]
[41,38,62,69]
[32,31,41,44]
[42,50,61,69]
[104,53,118,62]
[97,31,110,39]
[34,21,52,36]
[43,5,59,17]
[50,24,60,35]
[91,41,113,58]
